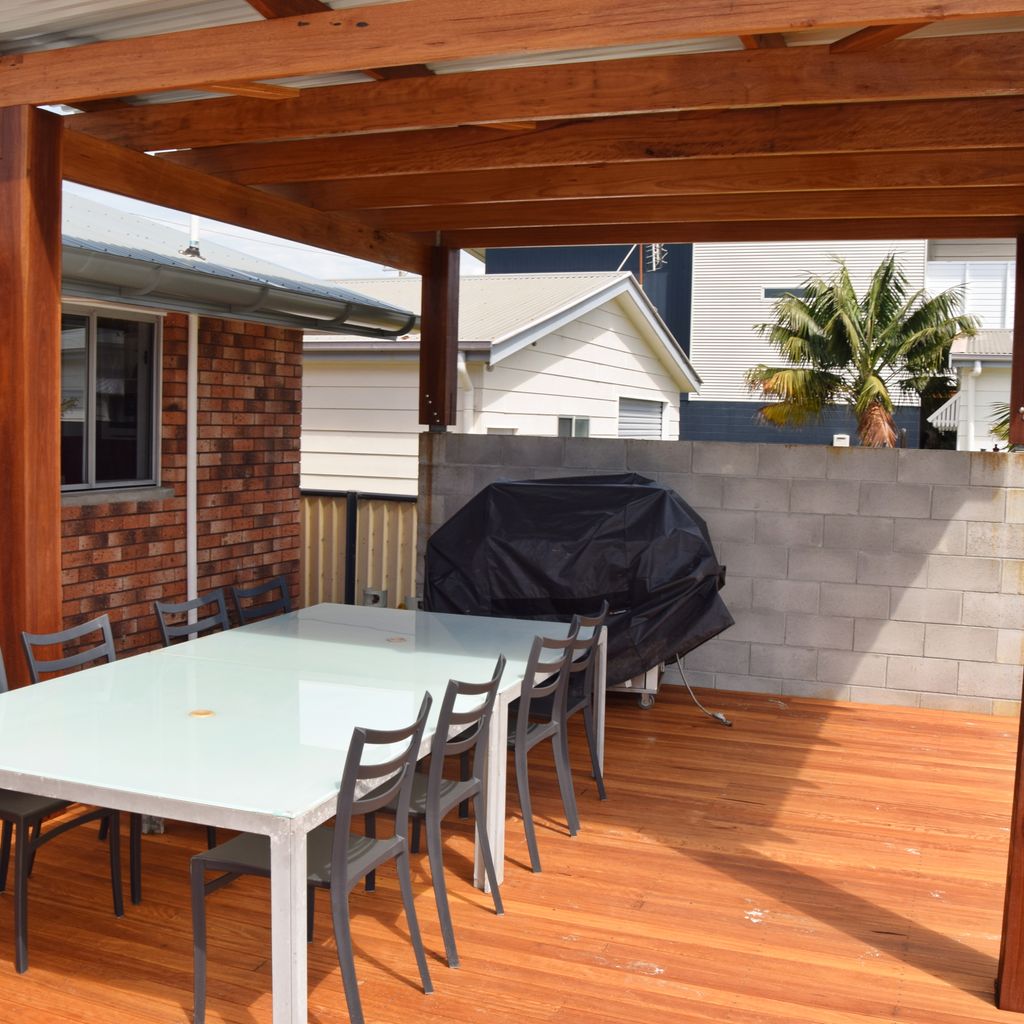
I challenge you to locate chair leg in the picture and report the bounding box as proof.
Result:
[473,796,504,917]
[98,817,109,842]
[458,751,470,819]
[410,813,422,854]
[205,826,217,850]
[553,728,581,837]
[107,811,124,918]
[329,889,365,1024]
[27,820,41,877]
[395,848,433,995]
[364,813,376,892]
[424,809,459,968]
[14,821,29,973]
[514,746,542,873]
[130,812,142,905]
[307,885,315,943]
[190,861,208,1024]
[582,703,607,801]
[0,820,12,893]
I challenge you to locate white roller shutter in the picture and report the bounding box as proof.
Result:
[618,397,663,438]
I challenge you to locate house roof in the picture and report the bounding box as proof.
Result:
[304,272,701,391]
[61,192,418,336]
[950,328,1014,362]
[5,4,1024,274]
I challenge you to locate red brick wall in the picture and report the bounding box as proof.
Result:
[60,312,301,655]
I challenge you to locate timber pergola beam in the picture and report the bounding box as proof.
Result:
[2,0,1023,107]
[62,130,429,275]
[439,217,1024,249]
[159,96,1024,184]
[70,33,1024,151]
[280,148,1024,211]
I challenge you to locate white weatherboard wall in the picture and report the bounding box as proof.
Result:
[419,434,1024,716]
[690,239,928,404]
[302,293,681,494]
[477,300,681,439]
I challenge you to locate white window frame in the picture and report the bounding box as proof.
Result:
[557,416,590,438]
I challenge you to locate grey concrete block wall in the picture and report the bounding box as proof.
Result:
[418,434,1024,715]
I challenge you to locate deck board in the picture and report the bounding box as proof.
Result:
[0,685,1017,1023]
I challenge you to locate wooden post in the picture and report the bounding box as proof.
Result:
[1008,236,1024,448]
[0,107,64,685]
[418,246,460,428]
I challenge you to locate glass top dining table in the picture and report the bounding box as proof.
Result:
[0,602,606,1024]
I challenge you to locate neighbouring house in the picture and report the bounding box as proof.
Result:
[301,272,700,495]
[55,193,414,665]
[925,240,1017,450]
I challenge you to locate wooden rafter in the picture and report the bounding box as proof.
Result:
[831,22,932,52]
[62,130,428,274]
[362,187,1024,233]
[277,148,1024,210]
[159,96,1024,184]
[2,0,1022,107]
[243,0,331,15]
[439,217,1024,249]
[69,33,1024,151]
[203,81,301,100]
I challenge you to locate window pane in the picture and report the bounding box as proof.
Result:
[95,317,155,483]
[573,419,590,438]
[60,314,89,486]
[557,417,572,437]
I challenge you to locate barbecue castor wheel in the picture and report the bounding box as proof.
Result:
[638,692,656,710]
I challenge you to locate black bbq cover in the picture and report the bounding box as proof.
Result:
[423,473,734,686]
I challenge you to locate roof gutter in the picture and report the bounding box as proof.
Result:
[61,245,419,338]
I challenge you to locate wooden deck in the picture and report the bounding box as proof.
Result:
[2,686,1019,1024]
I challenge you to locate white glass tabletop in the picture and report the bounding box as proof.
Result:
[0,605,564,822]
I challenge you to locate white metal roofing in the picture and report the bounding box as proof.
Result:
[950,328,1014,360]
[62,192,417,334]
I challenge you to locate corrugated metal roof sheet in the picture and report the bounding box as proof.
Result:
[62,192,416,333]
[330,272,634,342]
[951,328,1014,358]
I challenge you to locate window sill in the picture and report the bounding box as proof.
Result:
[61,485,176,508]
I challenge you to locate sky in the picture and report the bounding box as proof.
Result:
[63,182,484,282]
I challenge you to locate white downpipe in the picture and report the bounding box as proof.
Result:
[965,360,982,452]
[457,354,475,432]
[186,314,199,614]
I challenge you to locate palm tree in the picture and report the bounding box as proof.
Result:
[746,256,978,447]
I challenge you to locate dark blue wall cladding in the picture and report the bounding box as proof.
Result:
[678,398,922,447]
[484,245,693,355]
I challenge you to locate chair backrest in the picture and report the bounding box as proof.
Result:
[515,626,579,737]
[331,692,433,886]
[153,590,231,647]
[230,575,292,626]
[427,655,506,799]
[21,614,117,684]
[568,600,609,678]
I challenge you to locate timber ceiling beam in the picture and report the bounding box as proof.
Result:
[160,97,1024,184]
[70,34,1024,151]
[244,0,331,16]
[360,187,1024,233]
[2,1,1023,107]
[740,33,787,48]
[280,148,1024,210]
[831,22,932,52]
[441,217,1024,249]
[62,130,428,274]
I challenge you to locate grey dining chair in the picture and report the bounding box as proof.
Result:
[0,645,123,972]
[368,656,506,968]
[154,589,231,647]
[230,575,292,625]
[509,626,580,873]
[565,601,609,802]
[190,693,434,1024]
